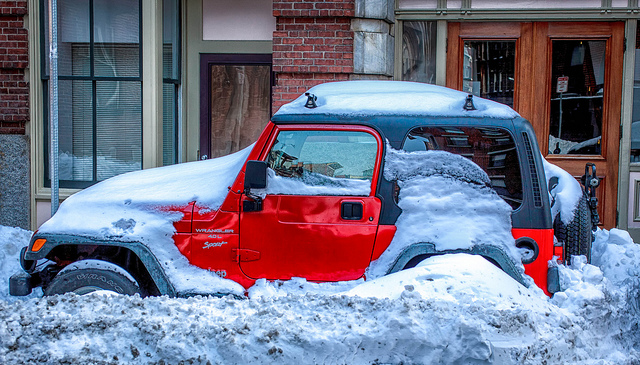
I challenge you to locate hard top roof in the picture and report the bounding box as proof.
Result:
[272,81,520,122]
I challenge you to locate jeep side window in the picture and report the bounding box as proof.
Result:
[267,130,378,195]
[402,126,523,209]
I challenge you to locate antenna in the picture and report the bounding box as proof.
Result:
[304,93,317,109]
[463,94,476,111]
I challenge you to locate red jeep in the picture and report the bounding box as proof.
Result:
[10,81,595,298]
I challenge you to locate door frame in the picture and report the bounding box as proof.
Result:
[199,53,272,160]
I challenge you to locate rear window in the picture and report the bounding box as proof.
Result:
[402,126,523,209]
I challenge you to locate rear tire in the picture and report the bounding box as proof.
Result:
[45,261,141,296]
[553,191,593,265]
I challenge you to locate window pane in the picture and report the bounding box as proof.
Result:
[44,0,91,76]
[268,131,378,181]
[93,0,140,77]
[58,80,93,181]
[401,21,437,84]
[463,41,516,108]
[163,83,177,165]
[163,0,180,80]
[402,126,523,209]
[209,65,270,158]
[548,40,606,155]
[96,81,141,180]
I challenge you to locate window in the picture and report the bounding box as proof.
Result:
[401,21,437,84]
[163,0,181,166]
[463,41,516,108]
[403,126,523,209]
[548,40,606,155]
[631,27,640,163]
[200,54,272,160]
[42,0,142,188]
[266,130,378,195]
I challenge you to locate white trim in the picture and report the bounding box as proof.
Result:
[142,0,163,169]
[618,19,637,230]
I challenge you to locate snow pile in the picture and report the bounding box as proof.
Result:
[275,81,520,120]
[0,226,40,301]
[37,147,254,296]
[367,146,521,278]
[543,157,584,225]
[1,225,640,364]
[351,254,545,307]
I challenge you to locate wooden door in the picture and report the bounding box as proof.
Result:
[447,22,624,228]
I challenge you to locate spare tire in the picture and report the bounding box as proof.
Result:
[553,191,593,265]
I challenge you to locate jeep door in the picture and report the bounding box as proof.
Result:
[239,125,383,281]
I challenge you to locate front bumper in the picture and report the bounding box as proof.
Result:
[9,271,33,296]
[9,263,57,296]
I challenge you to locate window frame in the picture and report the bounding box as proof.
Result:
[401,125,524,210]
[259,124,384,198]
[163,0,181,166]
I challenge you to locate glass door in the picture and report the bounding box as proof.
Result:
[447,22,624,228]
[534,23,624,229]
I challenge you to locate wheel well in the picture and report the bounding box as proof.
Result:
[402,253,502,270]
[45,244,160,296]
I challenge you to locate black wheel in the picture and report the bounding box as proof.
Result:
[44,260,141,296]
[553,191,593,265]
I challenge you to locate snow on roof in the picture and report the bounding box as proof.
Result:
[274,81,520,119]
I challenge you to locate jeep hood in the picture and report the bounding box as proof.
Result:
[38,145,253,239]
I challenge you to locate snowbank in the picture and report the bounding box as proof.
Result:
[367,146,521,278]
[0,226,40,302]
[1,225,639,364]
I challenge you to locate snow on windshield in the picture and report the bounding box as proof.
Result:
[1,225,638,363]
[256,168,371,197]
[543,157,583,225]
[274,81,520,119]
[36,145,254,296]
[367,146,522,279]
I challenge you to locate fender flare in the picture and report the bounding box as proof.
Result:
[386,242,528,287]
[24,233,177,297]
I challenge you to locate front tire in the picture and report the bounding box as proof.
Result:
[45,260,141,296]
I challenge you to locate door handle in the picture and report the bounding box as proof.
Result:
[341,202,363,220]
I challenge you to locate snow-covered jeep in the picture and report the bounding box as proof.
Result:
[10,81,594,298]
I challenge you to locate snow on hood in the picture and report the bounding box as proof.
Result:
[39,145,252,239]
[274,81,520,120]
[36,146,253,296]
[543,157,583,225]
[366,146,522,279]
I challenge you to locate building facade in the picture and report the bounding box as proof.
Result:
[3,0,640,240]
[0,0,29,229]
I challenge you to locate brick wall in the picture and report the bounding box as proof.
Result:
[272,0,355,112]
[0,0,28,135]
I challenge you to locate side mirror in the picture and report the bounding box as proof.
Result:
[244,160,267,190]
